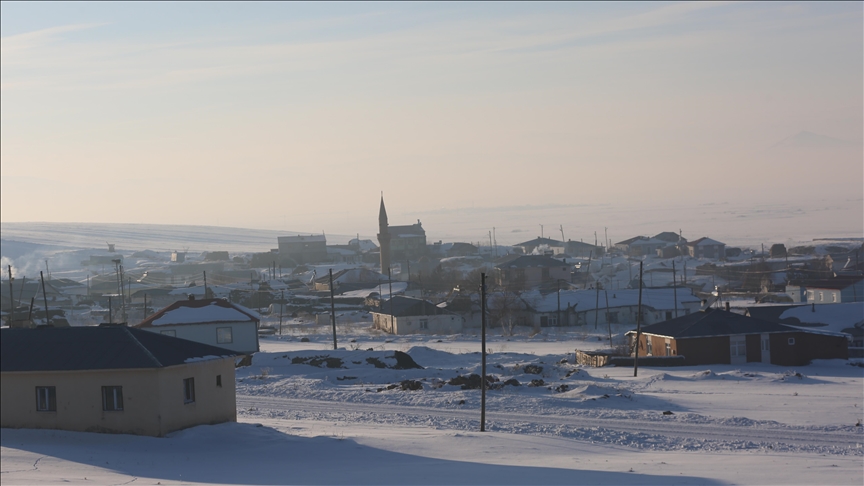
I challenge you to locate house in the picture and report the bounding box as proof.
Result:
[746,302,864,356]
[562,240,604,258]
[494,255,572,289]
[614,237,667,256]
[134,297,260,355]
[514,237,564,255]
[653,231,687,245]
[447,242,479,257]
[372,295,462,335]
[627,309,848,366]
[0,326,237,437]
[278,234,328,265]
[313,268,388,291]
[521,288,702,328]
[793,277,864,303]
[685,237,726,260]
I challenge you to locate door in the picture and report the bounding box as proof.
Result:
[730,335,746,365]
[760,333,771,364]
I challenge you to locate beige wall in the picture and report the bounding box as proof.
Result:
[1,358,236,437]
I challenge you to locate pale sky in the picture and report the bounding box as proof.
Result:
[1,2,862,239]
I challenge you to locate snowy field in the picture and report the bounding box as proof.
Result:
[3,324,863,485]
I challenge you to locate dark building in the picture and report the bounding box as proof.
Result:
[377,196,427,272]
[277,235,327,265]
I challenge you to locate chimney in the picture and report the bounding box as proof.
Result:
[188,294,196,301]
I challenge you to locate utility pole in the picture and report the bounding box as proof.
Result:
[329,269,337,350]
[7,266,14,325]
[605,227,609,252]
[108,295,113,324]
[560,225,565,244]
[634,262,644,377]
[557,279,561,327]
[672,261,678,318]
[492,227,497,257]
[594,280,600,330]
[604,289,612,345]
[480,272,487,432]
[203,271,208,298]
[143,293,148,320]
[279,290,284,336]
[40,271,50,326]
[45,260,50,280]
[388,267,394,333]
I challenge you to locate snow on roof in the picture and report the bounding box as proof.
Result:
[137,299,260,327]
[523,288,701,313]
[688,237,725,247]
[339,281,408,299]
[780,303,864,332]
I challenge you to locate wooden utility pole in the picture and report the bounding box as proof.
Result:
[7,266,14,325]
[329,269,337,350]
[108,295,113,324]
[143,293,148,320]
[594,281,600,330]
[604,290,612,345]
[40,271,50,326]
[203,271,208,298]
[480,272,487,432]
[388,267,394,333]
[672,261,678,318]
[279,290,284,335]
[634,262,644,377]
[557,279,561,327]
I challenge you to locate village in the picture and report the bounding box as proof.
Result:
[2,196,863,447]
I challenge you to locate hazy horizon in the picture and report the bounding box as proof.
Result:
[2,2,862,239]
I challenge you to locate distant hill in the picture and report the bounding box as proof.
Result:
[772,131,860,149]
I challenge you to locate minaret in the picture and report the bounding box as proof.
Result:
[377,194,391,273]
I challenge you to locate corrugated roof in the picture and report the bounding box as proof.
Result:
[1,327,237,372]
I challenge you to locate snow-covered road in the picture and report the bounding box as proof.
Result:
[237,395,864,455]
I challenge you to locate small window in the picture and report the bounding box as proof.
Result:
[102,386,124,411]
[36,386,56,412]
[183,378,195,404]
[788,337,795,345]
[665,311,672,320]
[665,343,671,356]
[832,293,837,303]
[419,319,429,330]
[818,292,823,302]
[161,330,176,337]
[217,327,233,344]
[646,339,653,355]
[216,375,222,387]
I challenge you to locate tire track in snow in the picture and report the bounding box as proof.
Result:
[237,395,863,453]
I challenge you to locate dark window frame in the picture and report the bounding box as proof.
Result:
[35,386,56,412]
[102,386,124,411]
[184,377,195,404]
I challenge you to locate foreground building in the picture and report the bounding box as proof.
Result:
[1,326,237,437]
[628,309,848,366]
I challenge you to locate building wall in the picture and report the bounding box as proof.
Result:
[156,358,237,435]
[372,312,462,335]
[769,332,848,366]
[140,321,259,355]
[0,358,235,437]
[675,336,731,366]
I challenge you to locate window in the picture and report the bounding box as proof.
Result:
[818,292,824,302]
[788,337,795,345]
[216,327,233,344]
[419,319,429,330]
[549,316,558,326]
[665,311,673,320]
[102,386,123,411]
[216,375,222,387]
[832,293,837,303]
[807,290,814,301]
[608,312,619,324]
[730,337,746,357]
[161,330,176,337]
[183,378,195,404]
[665,343,671,356]
[35,386,56,412]
[645,339,653,355]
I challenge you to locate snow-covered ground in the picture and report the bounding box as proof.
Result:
[3,325,863,485]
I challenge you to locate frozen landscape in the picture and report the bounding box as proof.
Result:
[2,322,863,485]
